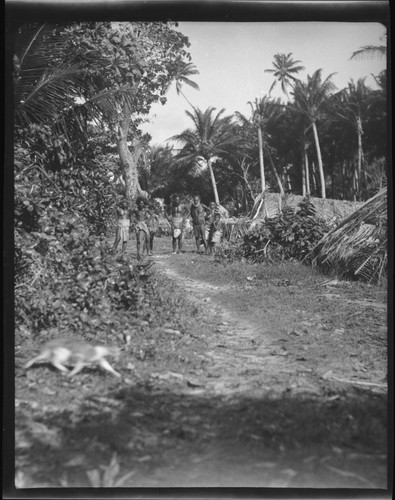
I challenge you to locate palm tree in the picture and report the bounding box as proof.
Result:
[147,144,175,197]
[170,107,238,205]
[334,78,371,200]
[13,23,98,131]
[247,98,266,195]
[239,97,284,196]
[291,69,337,198]
[265,53,305,100]
[173,60,200,109]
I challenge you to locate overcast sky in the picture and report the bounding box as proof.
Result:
[139,22,387,146]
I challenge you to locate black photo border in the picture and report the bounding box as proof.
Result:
[3,1,392,499]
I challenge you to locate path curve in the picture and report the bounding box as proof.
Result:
[153,254,320,398]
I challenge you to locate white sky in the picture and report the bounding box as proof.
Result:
[140,22,387,146]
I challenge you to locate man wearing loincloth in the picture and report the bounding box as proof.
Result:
[112,200,132,254]
[205,201,217,241]
[208,211,222,255]
[166,195,188,254]
[190,194,209,254]
[131,197,153,260]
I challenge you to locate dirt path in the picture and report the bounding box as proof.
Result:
[154,253,305,398]
[14,238,388,489]
[138,243,388,488]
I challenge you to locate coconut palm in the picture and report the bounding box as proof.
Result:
[170,107,238,205]
[265,53,305,99]
[173,60,200,109]
[146,144,175,197]
[291,69,337,198]
[334,78,371,200]
[247,98,266,195]
[238,97,284,196]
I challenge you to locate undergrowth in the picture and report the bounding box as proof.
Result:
[215,199,330,265]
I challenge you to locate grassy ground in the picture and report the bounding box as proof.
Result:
[14,235,388,489]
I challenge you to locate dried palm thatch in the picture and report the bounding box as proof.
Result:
[310,188,387,284]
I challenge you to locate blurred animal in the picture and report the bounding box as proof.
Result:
[24,338,122,377]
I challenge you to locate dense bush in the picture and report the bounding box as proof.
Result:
[216,198,330,265]
[15,217,143,337]
[14,127,142,341]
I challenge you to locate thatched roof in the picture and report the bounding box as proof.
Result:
[250,192,364,222]
[310,188,387,284]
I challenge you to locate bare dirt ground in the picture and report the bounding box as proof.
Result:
[14,236,388,490]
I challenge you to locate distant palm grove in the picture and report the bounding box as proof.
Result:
[13,22,387,231]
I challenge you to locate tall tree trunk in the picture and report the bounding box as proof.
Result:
[311,161,317,194]
[240,163,255,208]
[117,108,147,200]
[207,158,220,205]
[301,151,306,197]
[286,173,292,192]
[267,150,284,195]
[356,115,363,200]
[352,160,357,201]
[257,126,266,194]
[342,160,346,200]
[311,121,326,198]
[305,150,311,195]
[179,89,196,111]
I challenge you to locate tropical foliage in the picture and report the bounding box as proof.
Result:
[170,107,240,205]
[13,22,193,200]
[11,20,388,305]
[148,58,386,210]
[215,199,329,264]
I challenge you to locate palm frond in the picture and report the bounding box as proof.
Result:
[310,188,387,283]
[350,45,386,60]
[178,77,200,91]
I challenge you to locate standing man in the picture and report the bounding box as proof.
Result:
[146,202,160,255]
[112,199,132,254]
[131,197,152,260]
[190,194,208,254]
[208,210,222,255]
[205,201,217,241]
[166,194,188,254]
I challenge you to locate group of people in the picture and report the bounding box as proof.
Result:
[112,197,159,260]
[112,194,222,259]
[170,194,221,255]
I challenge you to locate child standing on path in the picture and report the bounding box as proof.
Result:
[190,194,208,254]
[166,195,188,254]
[112,200,132,254]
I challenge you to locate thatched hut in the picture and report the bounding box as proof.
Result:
[310,188,387,284]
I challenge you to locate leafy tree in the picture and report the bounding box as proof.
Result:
[170,107,239,205]
[13,22,194,200]
[64,22,193,200]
